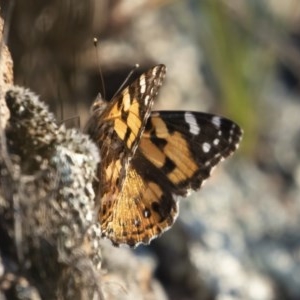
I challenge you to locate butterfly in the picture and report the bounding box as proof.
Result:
[85,64,242,247]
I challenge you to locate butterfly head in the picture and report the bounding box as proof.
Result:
[90,93,108,117]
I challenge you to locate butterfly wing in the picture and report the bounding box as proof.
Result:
[140,111,242,193]
[99,165,178,247]
[100,111,242,246]
[85,65,167,233]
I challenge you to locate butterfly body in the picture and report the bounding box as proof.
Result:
[85,64,242,247]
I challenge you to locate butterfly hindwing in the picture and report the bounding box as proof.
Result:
[99,165,178,247]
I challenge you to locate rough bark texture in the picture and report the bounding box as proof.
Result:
[0,12,166,300]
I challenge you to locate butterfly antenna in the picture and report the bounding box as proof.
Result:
[111,63,140,100]
[93,37,106,99]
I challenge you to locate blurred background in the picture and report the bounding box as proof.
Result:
[2,0,300,299]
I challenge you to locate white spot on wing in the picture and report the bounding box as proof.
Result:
[144,95,150,105]
[144,209,150,218]
[140,74,146,94]
[212,116,221,128]
[184,112,200,135]
[213,138,220,146]
[202,142,211,153]
[204,161,211,167]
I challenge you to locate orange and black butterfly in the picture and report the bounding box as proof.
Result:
[85,64,242,247]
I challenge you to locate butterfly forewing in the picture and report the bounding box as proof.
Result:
[85,65,166,233]
[86,64,243,247]
[140,111,242,193]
